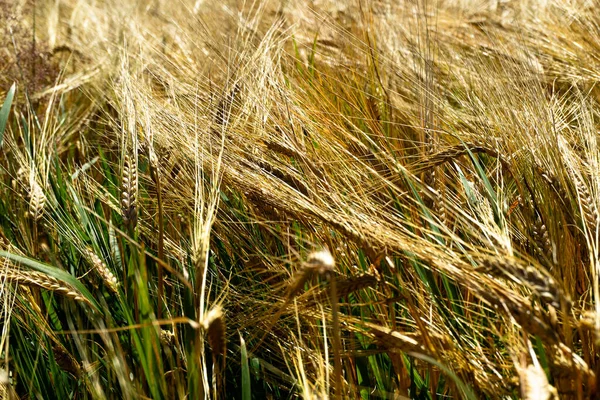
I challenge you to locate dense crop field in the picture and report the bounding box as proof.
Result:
[1,0,600,398]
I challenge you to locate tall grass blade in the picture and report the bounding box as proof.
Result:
[0,83,15,148]
[240,333,251,400]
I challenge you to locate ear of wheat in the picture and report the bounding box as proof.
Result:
[202,306,226,399]
[5,269,90,304]
[28,180,46,221]
[478,258,568,310]
[121,154,138,228]
[52,343,83,377]
[84,247,119,294]
[202,305,226,356]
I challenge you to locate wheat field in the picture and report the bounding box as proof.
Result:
[1,0,599,398]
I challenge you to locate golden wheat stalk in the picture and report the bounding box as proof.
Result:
[144,142,166,318]
[201,306,226,399]
[202,306,226,356]
[121,153,138,227]
[4,269,90,304]
[160,329,175,347]
[410,142,507,174]
[251,249,336,353]
[478,258,568,310]
[532,215,552,260]
[52,343,83,377]
[214,84,240,126]
[84,247,119,294]
[569,168,598,230]
[557,135,599,230]
[366,323,426,353]
[301,274,378,307]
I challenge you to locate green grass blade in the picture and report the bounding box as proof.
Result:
[0,83,16,148]
[240,333,251,400]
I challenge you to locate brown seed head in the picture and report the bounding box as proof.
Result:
[202,306,226,356]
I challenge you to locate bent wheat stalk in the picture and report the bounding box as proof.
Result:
[4,269,90,305]
[250,250,336,355]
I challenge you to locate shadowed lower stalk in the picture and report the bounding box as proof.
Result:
[329,273,342,399]
[149,152,165,319]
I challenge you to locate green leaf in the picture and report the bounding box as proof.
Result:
[0,83,16,148]
[534,336,550,377]
[0,250,100,311]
